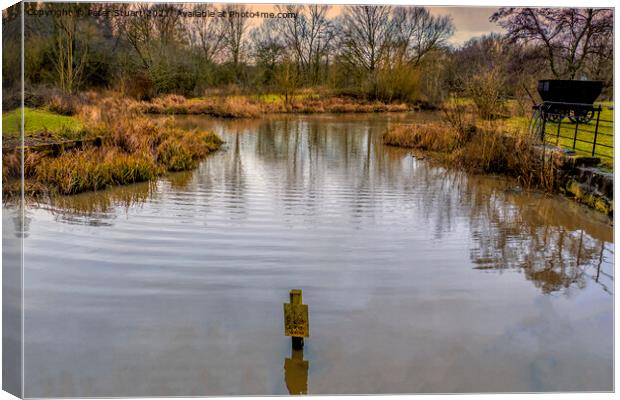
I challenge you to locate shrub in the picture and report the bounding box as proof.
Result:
[47,93,81,116]
[453,125,560,191]
[464,68,507,120]
[118,72,155,100]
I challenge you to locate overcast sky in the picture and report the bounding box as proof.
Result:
[430,6,504,45]
[236,4,504,47]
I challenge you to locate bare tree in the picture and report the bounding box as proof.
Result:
[276,5,334,84]
[151,4,184,48]
[250,19,287,79]
[188,4,225,64]
[222,4,249,69]
[490,8,613,79]
[118,3,187,69]
[338,5,394,74]
[392,7,454,66]
[338,5,394,97]
[48,3,90,93]
[116,4,156,69]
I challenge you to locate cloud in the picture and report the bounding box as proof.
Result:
[429,6,505,45]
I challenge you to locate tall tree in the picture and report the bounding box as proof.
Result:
[48,3,91,93]
[250,19,287,84]
[490,8,613,79]
[276,5,334,84]
[222,4,248,70]
[188,4,225,64]
[338,5,393,74]
[338,5,394,97]
[392,7,454,66]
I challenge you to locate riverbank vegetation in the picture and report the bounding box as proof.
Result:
[2,105,222,197]
[384,121,559,191]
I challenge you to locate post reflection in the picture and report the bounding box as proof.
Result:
[284,347,309,395]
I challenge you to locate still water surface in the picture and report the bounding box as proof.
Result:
[8,113,614,396]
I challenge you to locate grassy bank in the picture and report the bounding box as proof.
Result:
[131,93,410,117]
[2,104,222,197]
[2,107,83,134]
[2,107,87,148]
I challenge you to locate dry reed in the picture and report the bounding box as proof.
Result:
[383,122,560,192]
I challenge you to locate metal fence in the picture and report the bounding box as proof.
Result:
[530,101,613,160]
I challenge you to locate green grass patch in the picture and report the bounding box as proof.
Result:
[2,107,82,136]
[506,103,614,169]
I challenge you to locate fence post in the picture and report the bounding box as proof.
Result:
[540,114,547,145]
[556,114,562,146]
[572,117,579,151]
[592,106,601,156]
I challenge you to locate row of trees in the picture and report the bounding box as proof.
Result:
[2,4,614,105]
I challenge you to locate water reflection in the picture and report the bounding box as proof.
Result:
[42,114,612,295]
[284,347,309,395]
[463,175,613,294]
[2,205,24,395]
[31,181,157,226]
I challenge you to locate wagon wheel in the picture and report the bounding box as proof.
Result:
[568,109,595,124]
[545,112,564,123]
[541,104,564,123]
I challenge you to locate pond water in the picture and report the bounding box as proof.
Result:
[4,113,613,396]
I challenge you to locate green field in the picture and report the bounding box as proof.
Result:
[2,107,82,135]
[508,102,614,169]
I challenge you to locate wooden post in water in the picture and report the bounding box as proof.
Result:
[284,289,309,350]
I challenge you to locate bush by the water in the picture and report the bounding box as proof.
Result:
[383,122,560,191]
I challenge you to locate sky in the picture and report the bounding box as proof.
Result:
[231,4,504,46]
[430,6,504,45]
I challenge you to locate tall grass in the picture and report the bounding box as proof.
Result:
[383,123,460,152]
[36,148,158,195]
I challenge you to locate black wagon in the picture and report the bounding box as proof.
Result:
[537,80,603,123]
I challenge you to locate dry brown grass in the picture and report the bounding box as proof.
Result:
[288,97,409,113]
[453,125,561,190]
[132,94,409,117]
[383,123,459,152]
[35,148,158,195]
[131,94,263,118]
[383,121,560,191]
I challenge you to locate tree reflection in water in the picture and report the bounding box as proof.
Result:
[462,175,612,295]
